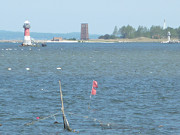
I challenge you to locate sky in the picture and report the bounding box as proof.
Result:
[0,0,180,34]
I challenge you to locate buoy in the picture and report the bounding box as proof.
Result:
[57,67,61,70]
[26,68,30,70]
[54,121,59,124]
[36,117,40,120]
[8,68,11,71]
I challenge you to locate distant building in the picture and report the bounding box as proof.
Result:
[81,23,89,40]
[52,37,63,41]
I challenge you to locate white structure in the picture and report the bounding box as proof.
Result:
[163,19,166,30]
[167,31,171,42]
[23,21,32,46]
[161,31,180,44]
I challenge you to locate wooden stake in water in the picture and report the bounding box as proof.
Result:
[59,80,72,131]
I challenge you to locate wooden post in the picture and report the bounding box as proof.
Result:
[59,80,72,131]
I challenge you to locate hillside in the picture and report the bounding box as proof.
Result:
[0,30,100,40]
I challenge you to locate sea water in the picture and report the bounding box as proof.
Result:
[0,42,180,134]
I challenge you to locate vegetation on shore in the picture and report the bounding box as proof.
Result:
[89,37,180,43]
[2,24,180,43]
[99,25,180,40]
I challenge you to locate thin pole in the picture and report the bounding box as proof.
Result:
[88,94,91,109]
[59,80,72,131]
[88,80,94,109]
[59,80,66,129]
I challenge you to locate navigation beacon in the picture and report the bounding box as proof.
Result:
[22,21,32,46]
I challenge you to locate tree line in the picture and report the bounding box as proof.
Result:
[99,25,180,39]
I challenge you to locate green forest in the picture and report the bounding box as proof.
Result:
[99,25,180,39]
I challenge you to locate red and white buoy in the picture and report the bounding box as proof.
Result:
[22,20,32,46]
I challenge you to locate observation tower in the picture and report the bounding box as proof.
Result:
[22,21,32,46]
[81,23,89,40]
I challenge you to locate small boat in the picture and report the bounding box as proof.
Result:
[19,43,40,47]
[20,42,47,47]
[41,43,47,47]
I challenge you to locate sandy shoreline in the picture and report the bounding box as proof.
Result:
[0,37,179,43]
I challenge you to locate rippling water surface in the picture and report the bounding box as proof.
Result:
[0,42,180,134]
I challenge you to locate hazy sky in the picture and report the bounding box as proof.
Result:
[0,0,180,34]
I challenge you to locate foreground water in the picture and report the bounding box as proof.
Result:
[0,42,180,134]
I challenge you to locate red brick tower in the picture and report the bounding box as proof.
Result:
[81,23,89,40]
